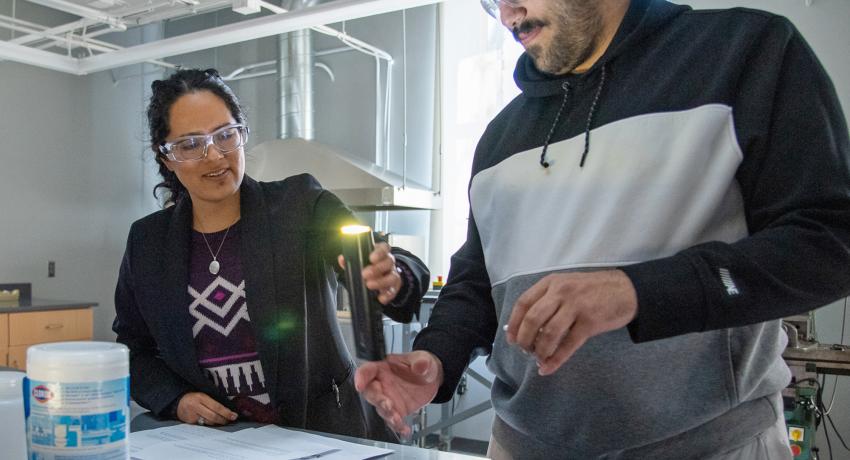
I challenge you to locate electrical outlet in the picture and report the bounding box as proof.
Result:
[48,261,55,278]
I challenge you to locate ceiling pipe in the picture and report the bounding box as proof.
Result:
[28,25,129,53]
[11,18,100,46]
[9,0,182,48]
[257,0,392,61]
[0,14,175,69]
[1,0,439,75]
[76,0,441,75]
[223,47,351,80]
[224,62,333,82]
[0,40,79,73]
[0,16,114,53]
[24,0,127,30]
[12,0,229,49]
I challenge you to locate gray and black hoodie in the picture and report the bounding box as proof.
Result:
[413,0,850,458]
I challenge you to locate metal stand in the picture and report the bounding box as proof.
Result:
[412,366,493,449]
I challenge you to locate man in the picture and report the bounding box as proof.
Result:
[355,0,850,458]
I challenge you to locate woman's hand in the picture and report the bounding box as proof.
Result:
[339,242,403,305]
[175,392,238,426]
[363,242,403,304]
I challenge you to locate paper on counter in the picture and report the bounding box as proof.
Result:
[130,424,229,455]
[130,423,392,460]
[256,425,393,460]
[132,425,337,460]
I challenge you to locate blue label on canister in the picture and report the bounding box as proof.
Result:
[26,377,129,460]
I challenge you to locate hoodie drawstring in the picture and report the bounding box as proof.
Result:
[540,81,570,168]
[539,65,608,169]
[580,65,607,167]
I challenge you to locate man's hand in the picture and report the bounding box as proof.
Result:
[504,270,638,376]
[338,242,403,305]
[175,392,238,426]
[355,351,443,437]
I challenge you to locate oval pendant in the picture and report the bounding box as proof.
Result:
[209,260,220,275]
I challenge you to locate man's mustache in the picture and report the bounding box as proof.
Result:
[512,19,547,42]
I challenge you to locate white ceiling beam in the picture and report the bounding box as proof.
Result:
[0,40,80,73]
[77,0,443,74]
[10,18,97,46]
[10,0,183,47]
[25,0,127,30]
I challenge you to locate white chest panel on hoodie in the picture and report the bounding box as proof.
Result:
[470,104,749,286]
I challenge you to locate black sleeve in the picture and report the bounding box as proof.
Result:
[623,18,850,342]
[412,214,498,403]
[112,227,194,417]
[312,190,429,323]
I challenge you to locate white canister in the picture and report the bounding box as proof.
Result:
[26,341,130,460]
[0,371,28,460]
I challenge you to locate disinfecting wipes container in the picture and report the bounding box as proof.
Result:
[25,342,129,460]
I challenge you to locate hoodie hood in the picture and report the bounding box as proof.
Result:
[514,0,690,97]
[514,0,690,167]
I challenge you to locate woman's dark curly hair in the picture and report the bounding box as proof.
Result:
[148,68,246,206]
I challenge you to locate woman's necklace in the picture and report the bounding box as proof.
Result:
[198,217,239,275]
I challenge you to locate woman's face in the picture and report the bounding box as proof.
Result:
[162,90,245,206]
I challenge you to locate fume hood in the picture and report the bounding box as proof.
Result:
[246,138,439,211]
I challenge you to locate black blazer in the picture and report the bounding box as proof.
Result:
[113,174,428,441]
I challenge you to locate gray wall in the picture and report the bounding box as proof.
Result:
[0,1,162,342]
[0,61,159,341]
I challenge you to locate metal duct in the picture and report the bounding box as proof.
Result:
[278,27,314,140]
[247,0,440,211]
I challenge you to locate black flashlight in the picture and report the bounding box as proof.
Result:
[341,225,386,361]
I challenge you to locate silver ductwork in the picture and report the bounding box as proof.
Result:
[278,29,314,140]
[248,138,439,210]
[246,0,439,211]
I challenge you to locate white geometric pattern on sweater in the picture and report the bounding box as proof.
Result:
[188,277,249,337]
[204,359,267,394]
[223,394,271,404]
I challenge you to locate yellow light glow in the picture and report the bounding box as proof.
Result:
[341,225,371,235]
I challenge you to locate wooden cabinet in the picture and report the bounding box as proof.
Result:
[3,308,93,371]
[8,346,26,370]
[9,309,92,346]
[0,314,7,366]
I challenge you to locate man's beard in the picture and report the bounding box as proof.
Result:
[513,1,604,74]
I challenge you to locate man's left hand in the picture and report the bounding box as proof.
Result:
[504,270,638,376]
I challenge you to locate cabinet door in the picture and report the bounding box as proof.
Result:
[0,313,7,346]
[0,314,7,367]
[8,345,27,370]
[9,308,93,346]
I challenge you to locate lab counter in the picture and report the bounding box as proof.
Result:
[0,282,98,313]
[131,412,485,459]
[0,283,97,370]
[0,298,98,314]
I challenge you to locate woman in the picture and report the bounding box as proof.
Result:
[113,68,428,441]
